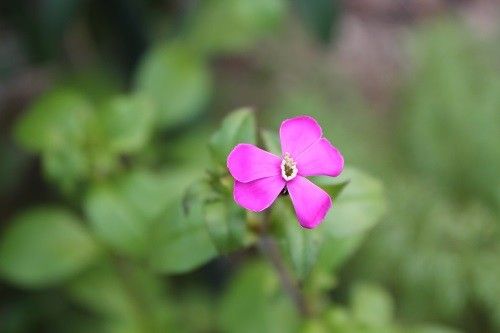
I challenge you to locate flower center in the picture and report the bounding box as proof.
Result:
[281,153,298,181]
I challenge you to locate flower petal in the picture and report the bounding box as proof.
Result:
[280,116,322,158]
[287,176,332,229]
[233,176,285,212]
[227,144,281,183]
[296,138,344,177]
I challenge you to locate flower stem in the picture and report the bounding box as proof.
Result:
[258,211,311,317]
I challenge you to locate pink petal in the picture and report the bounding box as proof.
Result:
[296,138,344,177]
[280,116,322,158]
[233,176,285,212]
[227,144,281,183]
[287,176,332,229]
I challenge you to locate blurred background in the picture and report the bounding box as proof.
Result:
[1,0,500,332]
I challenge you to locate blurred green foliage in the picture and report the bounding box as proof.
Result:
[1,1,499,332]
[345,20,500,333]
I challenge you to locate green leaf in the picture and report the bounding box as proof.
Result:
[14,89,93,152]
[204,198,256,253]
[293,0,341,44]
[218,260,298,333]
[85,184,149,257]
[85,168,198,259]
[99,94,155,154]
[351,283,394,327]
[209,108,257,166]
[118,169,193,222]
[187,0,286,54]
[318,167,386,237]
[148,200,218,274]
[0,208,98,288]
[42,145,90,193]
[134,42,211,128]
[313,234,364,281]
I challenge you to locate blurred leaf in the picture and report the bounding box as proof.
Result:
[301,319,329,333]
[170,288,216,333]
[99,94,155,154]
[85,184,149,257]
[209,108,257,166]
[42,145,90,194]
[403,20,500,208]
[68,262,171,332]
[15,89,93,152]
[85,169,195,258]
[317,167,386,237]
[271,167,385,281]
[0,208,98,288]
[324,307,358,333]
[117,170,188,222]
[68,264,137,318]
[148,197,218,274]
[351,283,394,327]
[260,128,281,155]
[61,68,122,104]
[134,42,211,128]
[188,0,286,54]
[204,198,256,253]
[218,260,298,333]
[408,326,462,333]
[293,0,341,44]
[313,233,364,279]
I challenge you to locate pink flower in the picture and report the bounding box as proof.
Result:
[227,116,344,229]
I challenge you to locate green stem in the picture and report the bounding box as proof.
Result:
[258,211,311,317]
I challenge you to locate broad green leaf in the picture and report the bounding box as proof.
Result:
[218,260,298,333]
[187,0,285,54]
[117,169,193,222]
[324,307,358,333]
[15,89,93,152]
[318,167,386,237]
[204,198,256,253]
[0,208,98,288]
[42,145,90,193]
[149,198,217,274]
[85,185,149,257]
[85,169,198,259]
[351,283,394,327]
[99,94,155,154]
[209,108,256,165]
[311,234,364,284]
[134,42,211,128]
